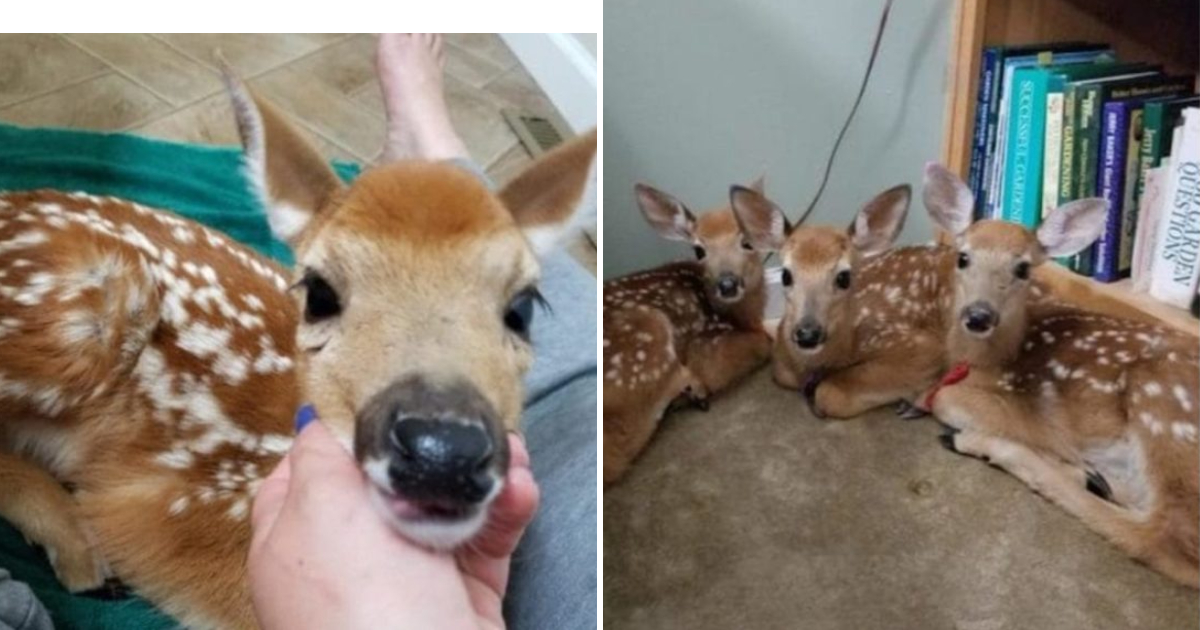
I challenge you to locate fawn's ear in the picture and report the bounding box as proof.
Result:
[1037,198,1108,258]
[748,173,766,194]
[222,65,344,246]
[730,185,789,251]
[635,183,696,242]
[498,129,598,257]
[849,183,910,254]
[922,162,974,237]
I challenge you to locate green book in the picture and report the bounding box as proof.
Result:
[1141,95,1200,170]
[1117,105,1145,276]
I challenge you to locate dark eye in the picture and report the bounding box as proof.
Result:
[504,288,545,339]
[694,246,707,260]
[301,271,341,323]
[957,252,971,269]
[835,269,852,290]
[781,268,793,287]
[741,239,753,251]
[1014,261,1031,280]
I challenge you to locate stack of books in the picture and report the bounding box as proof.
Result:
[967,42,1199,308]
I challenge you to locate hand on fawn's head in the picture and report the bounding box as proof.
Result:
[923,163,1106,338]
[732,183,910,353]
[635,177,766,304]
[223,70,596,549]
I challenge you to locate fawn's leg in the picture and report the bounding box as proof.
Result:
[928,375,1071,460]
[770,331,804,390]
[0,452,108,592]
[812,332,943,419]
[944,430,1198,588]
[604,364,702,485]
[684,330,771,395]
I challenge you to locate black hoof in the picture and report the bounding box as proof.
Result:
[937,427,961,453]
[1086,470,1114,502]
[802,372,826,418]
[896,400,929,420]
[693,397,710,412]
[79,577,131,600]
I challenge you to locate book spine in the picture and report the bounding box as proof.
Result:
[1073,83,1102,276]
[1055,84,1080,270]
[1094,102,1128,282]
[1132,166,1167,292]
[1118,107,1145,277]
[1042,89,1064,220]
[1002,69,1045,227]
[1149,109,1200,307]
[968,49,997,219]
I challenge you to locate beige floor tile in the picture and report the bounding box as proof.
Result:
[250,64,384,161]
[444,42,508,89]
[132,92,358,165]
[445,34,518,70]
[287,34,377,98]
[0,72,169,130]
[152,33,347,78]
[485,143,532,185]
[64,33,223,107]
[483,66,556,117]
[0,34,106,107]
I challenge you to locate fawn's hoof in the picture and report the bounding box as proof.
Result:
[1086,470,1114,502]
[683,386,709,412]
[895,400,929,420]
[802,372,826,419]
[79,577,131,601]
[937,427,961,453]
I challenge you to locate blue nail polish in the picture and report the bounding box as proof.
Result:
[295,404,317,433]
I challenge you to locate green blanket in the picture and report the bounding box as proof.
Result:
[0,122,360,629]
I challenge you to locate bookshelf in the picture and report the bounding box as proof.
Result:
[940,0,1200,336]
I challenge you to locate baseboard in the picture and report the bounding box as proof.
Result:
[500,33,597,133]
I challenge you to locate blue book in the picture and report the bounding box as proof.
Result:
[968,47,999,219]
[1094,100,1132,282]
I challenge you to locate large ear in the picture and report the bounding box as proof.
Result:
[1036,198,1108,258]
[848,183,910,254]
[634,183,696,242]
[922,162,974,237]
[221,64,344,246]
[748,173,766,194]
[730,185,789,251]
[498,129,598,257]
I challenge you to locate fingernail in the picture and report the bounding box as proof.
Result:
[295,404,317,433]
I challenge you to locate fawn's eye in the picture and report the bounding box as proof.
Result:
[741,239,753,251]
[1014,261,1031,280]
[957,252,971,270]
[301,271,341,323]
[835,269,852,290]
[781,268,793,287]
[504,288,546,339]
[694,246,707,260]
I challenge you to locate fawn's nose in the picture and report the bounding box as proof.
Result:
[961,302,998,334]
[388,417,495,504]
[793,318,827,350]
[716,274,741,299]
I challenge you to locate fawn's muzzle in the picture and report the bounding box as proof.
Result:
[792,318,827,350]
[961,302,998,335]
[715,273,742,300]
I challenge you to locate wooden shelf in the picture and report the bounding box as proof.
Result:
[941,0,1200,337]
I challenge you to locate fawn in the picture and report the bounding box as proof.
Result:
[921,163,1199,588]
[0,73,597,627]
[603,180,773,484]
[731,181,959,418]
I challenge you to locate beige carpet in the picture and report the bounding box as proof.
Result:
[604,369,1197,629]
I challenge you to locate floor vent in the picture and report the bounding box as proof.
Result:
[503,109,571,157]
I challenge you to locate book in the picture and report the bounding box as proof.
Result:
[1118,105,1146,278]
[984,44,1113,219]
[1141,96,1200,170]
[1149,108,1200,308]
[1131,164,1168,292]
[968,47,1000,219]
[1094,100,1135,281]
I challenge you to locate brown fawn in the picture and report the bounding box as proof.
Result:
[603,180,773,484]
[731,181,958,418]
[921,163,1199,588]
[0,72,597,627]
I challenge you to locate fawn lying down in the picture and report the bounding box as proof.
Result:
[922,163,1199,588]
[0,75,597,627]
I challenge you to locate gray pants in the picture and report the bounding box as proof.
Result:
[0,570,50,630]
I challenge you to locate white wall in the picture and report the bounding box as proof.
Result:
[603,0,953,278]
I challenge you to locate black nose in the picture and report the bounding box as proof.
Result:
[716,275,740,298]
[792,321,826,349]
[388,418,495,503]
[962,303,998,333]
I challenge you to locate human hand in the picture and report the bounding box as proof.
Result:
[247,418,539,630]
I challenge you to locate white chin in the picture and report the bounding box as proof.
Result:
[366,484,498,551]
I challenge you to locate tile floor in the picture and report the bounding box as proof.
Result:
[0,33,594,271]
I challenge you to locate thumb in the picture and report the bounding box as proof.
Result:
[287,419,363,489]
[250,449,292,548]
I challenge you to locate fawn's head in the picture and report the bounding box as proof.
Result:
[226,77,596,548]
[635,178,767,304]
[923,164,1105,355]
[733,183,910,354]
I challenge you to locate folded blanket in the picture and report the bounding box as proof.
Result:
[0,121,360,630]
